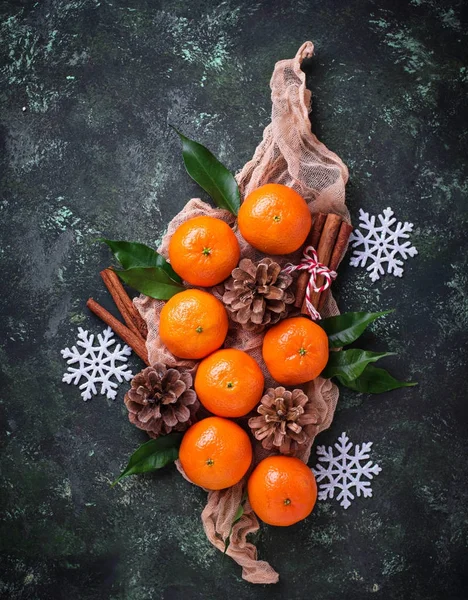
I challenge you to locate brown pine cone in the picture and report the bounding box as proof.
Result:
[222,258,294,331]
[125,364,199,438]
[248,387,319,455]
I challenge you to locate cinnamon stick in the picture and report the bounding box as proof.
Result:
[301,213,342,315]
[87,298,149,365]
[309,213,327,248]
[294,213,327,308]
[294,273,310,310]
[318,221,354,311]
[100,269,148,339]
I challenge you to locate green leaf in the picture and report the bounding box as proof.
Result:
[338,365,417,394]
[116,266,184,300]
[112,433,183,486]
[101,239,182,282]
[322,349,396,383]
[173,128,240,215]
[320,310,394,348]
[224,492,247,555]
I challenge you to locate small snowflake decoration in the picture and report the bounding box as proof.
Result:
[349,207,418,282]
[312,432,382,509]
[61,327,133,400]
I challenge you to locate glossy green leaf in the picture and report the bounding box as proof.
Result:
[320,310,394,348]
[116,266,184,299]
[174,128,240,215]
[322,349,396,383]
[224,492,247,555]
[101,239,181,282]
[338,365,417,394]
[112,433,183,486]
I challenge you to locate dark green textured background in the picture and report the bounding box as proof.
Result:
[1,0,467,598]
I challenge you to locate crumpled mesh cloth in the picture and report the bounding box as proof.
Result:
[134,41,349,584]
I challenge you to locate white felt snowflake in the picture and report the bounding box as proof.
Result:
[312,432,382,509]
[349,207,418,282]
[61,327,133,400]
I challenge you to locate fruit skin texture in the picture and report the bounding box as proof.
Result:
[247,455,317,526]
[262,317,329,385]
[238,183,312,255]
[179,417,253,490]
[195,349,265,418]
[159,289,228,359]
[169,216,240,287]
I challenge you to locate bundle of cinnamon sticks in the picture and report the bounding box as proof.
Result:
[294,213,353,315]
[87,270,150,365]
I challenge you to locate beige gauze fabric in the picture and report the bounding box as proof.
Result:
[134,41,349,584]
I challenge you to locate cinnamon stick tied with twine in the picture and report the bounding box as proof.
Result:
[87,298,149,365]
[294,213,327,309]
[302,213,343,314]
[293,212,353,316]
[317,220,354,311]
[100,269,148,339]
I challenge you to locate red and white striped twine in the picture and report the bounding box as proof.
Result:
[283,246,337,320]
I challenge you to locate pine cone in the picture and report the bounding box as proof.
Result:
[248,387,319,455]
[125,364,199,438]
[222,258,294,330]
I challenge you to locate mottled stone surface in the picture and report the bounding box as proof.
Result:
[1,0,467,598]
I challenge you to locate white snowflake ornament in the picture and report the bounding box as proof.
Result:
[349,207,418,282]
[312,432,382,509]
[61,327,133,400]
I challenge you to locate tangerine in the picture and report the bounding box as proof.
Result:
[168,216,240,286]
[179,416,252,490]
[195,349,264,417]
[238,183,312,255]
[159,289,228,359]
[247,455,317,526]
[262,317,329,385]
